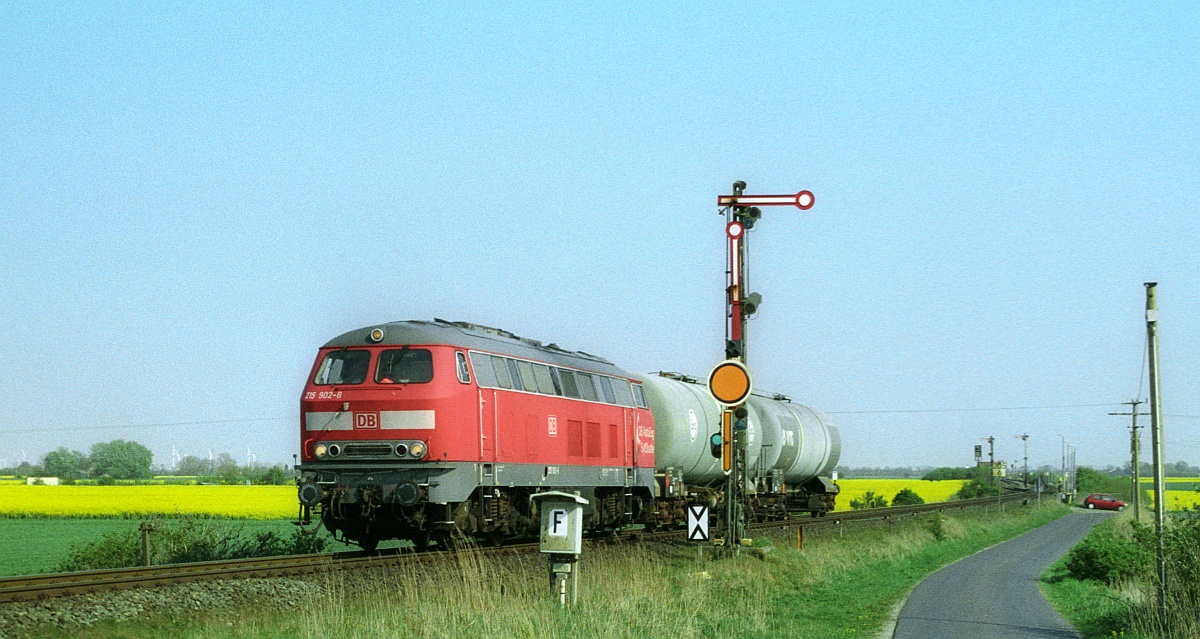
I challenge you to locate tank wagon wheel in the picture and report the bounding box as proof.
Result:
[357,537,379,552]
[414,530,434,552]
[485,529,507,548]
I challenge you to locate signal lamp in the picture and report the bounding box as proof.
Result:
[742,206,762,229]
[742,292,762,316]
[409,442,426,458]
[395,443,409,457]
[710,433,723,459]
[734,406,748,431]
[725,340,741,359]
[314,444,328,458]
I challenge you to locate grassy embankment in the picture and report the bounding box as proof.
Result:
[29,502,1070,639]
[0,479,965,576]
[1041,507,1200,638]
[0,486,362,576]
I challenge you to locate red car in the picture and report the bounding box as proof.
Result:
[1083,493,1126,511]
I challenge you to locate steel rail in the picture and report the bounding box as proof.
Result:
[0,492,1033,603]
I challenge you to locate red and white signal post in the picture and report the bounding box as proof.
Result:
[711,181,815,551]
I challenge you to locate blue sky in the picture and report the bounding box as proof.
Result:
[2,3,1197,471]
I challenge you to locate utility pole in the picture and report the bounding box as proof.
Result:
[1144,282,1167,628]
[985,436,995,483]
[1069,445,1076,497]
[1014,434,1029,487]
[1110,399,1148,520]
[1059,436,1068,503]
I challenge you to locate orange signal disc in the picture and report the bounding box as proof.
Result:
[708,360,752,405]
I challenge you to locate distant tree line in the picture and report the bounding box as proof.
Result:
[3,440,292,485]
[172,452,291,485]
[39,440,154,481]
[839,461,1200,482]
[834,465,932,478]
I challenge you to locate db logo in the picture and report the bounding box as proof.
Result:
[354,412,380,429]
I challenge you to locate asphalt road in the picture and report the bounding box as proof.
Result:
[892,510,1113,639]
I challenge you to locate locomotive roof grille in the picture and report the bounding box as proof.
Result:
[321,319,627,378]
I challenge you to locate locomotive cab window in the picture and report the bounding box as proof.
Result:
[375,348,434,384]
[455,352,471,384]
[314,350,371,385]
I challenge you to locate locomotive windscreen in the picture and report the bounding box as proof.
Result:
[313,350,370,385]
[375,348,433,384]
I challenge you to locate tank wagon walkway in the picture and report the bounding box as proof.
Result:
[892,510,1112,639]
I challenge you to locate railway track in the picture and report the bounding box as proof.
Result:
[0,492,1032,604]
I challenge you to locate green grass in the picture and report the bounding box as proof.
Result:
[1040,558,1145,638]
[0,518,396,576]
[20,503,1071,638]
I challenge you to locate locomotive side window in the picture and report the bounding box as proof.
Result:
[532,364,557,395]
[576,373,598,402]
[470,352,498,387]
[455,352,471,384]
[490,355,513,389]
[611,379,635,407]
[516,360,539,393]
[591,375,607,403]
[314,350,371,385]
[631,383,648,408]
[558,369,581,398]
[598,376,617,404]
[375,348,434,384]
[549,367,564,395]
[507,359,524,391]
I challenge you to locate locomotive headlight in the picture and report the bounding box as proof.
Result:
[314,444,328,458]
[368,327,385,343]
[409,442,426,459]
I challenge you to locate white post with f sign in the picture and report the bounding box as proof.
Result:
[531,491,589,607]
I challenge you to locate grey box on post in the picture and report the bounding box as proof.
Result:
[531,491,588,555]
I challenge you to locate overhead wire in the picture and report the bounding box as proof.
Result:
[826,402,1116,415]
[0,417,294,435]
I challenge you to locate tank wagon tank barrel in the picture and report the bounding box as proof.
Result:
[635,372,841,512]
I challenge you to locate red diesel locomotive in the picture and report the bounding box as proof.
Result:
[296,319,840,550]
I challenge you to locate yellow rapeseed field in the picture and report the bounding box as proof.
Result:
[1146,490,1200,511]
[834,479,967,511]
[0,485,296,519]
